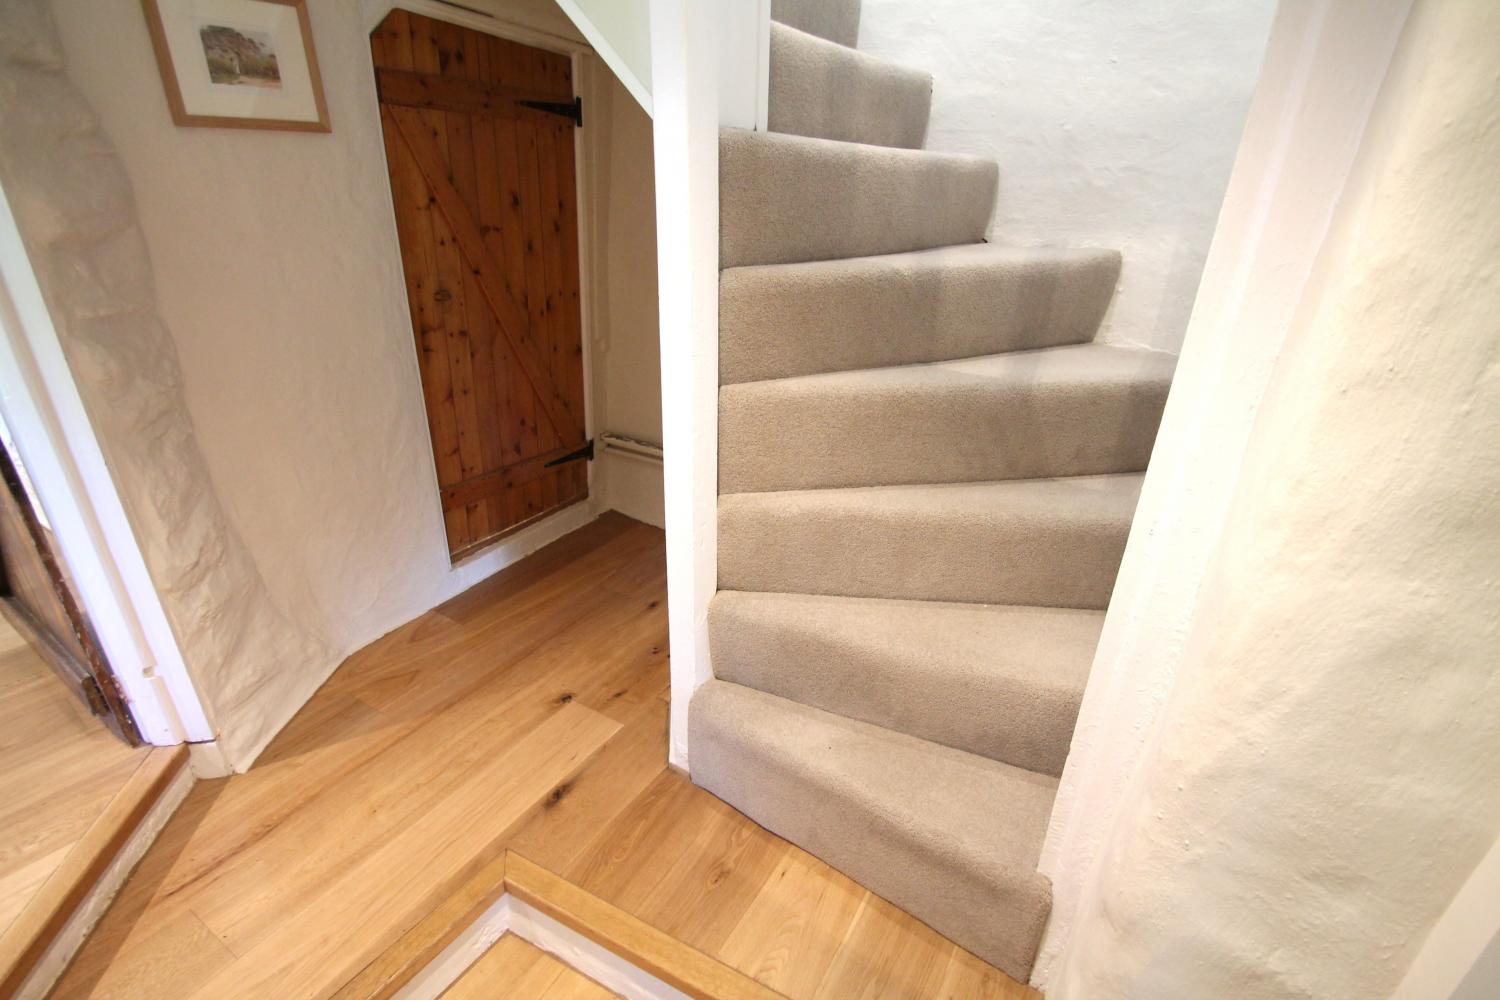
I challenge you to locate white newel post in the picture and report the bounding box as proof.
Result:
[650,0,769,768]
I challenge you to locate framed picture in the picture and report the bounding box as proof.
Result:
[141,0,331,132]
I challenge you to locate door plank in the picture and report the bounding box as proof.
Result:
[490,36,552,520]
[412,21,488,544]
[448,30,509,535]
[387,106,581,443]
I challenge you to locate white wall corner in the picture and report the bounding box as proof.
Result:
[1031,0,1414,989]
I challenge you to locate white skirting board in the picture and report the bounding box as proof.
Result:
[16,761,196,1000]
[393,893,691,1000]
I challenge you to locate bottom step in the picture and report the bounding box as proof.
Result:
[689,680,1056,982]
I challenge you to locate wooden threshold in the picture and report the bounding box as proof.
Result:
[505,852,789,1000]
[337,849,787,1000]
[0,745,189,994]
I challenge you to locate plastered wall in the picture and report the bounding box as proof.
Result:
[1050,0,1500,995]
[0,0,335,768]
[858,0,1277,353]
[35,0,660,764]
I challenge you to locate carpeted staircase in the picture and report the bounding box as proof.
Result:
[689,0,1174,982]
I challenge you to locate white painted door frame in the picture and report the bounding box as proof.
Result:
[0,181,216,752]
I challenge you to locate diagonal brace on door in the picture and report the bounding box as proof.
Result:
[385,105,582,442]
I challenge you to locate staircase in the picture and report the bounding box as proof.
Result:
[689,0,1174,984]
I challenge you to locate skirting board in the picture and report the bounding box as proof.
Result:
[390,851,785,1000]
[14,751,195,999]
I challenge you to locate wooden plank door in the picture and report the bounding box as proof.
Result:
[0,446,139,744]
[372,11,589,559]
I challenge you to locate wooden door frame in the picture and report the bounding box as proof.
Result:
[362,0,601,565]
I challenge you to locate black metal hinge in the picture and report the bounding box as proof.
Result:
[519,96,583,127]
[544,439,594,468]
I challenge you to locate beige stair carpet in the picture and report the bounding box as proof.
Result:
[710,591,1101,776]
[720,244,1123,384]
[691,0,1174,983]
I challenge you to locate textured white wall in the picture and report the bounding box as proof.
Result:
[41,0,659,762]
[1048,0,1500,995]
[858,0,1276,353]
[0,0,336,768]
[1034,0,1415,984]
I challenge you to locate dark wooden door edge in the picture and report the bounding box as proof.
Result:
[0,447,140,744]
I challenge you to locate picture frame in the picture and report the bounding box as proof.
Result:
[141,0,331,132]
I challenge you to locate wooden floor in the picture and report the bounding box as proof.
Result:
[0,617,146,939]
[54,512,1036,999]
[443,934,615,999]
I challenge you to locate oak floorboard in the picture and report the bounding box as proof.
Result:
[54,513,1039,999]
[0,617,146,940]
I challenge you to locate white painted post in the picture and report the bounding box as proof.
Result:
[650,0,770,767]
[650,0,720,767]
[717,0,772,131]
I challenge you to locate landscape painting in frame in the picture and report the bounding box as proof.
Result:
[142,0,330,131]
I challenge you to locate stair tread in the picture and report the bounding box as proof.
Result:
[720,344,1174,492]
[719,469,1145,508]
[718,473,1143,608]
[771,0,860,48]
[723,127,995,180]
[730,341,1175,392]
[769,22,931,149]
[720,128,997,269]
[720,244,1123,384]
[724,240,1119,278]
[690,679,1055,979]
[712,591,1101,774]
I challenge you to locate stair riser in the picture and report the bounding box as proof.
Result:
[720,249,1122,385]
[690,683,1053,981]
[768,23,931,149]
[718,478,1138,608]
[710,594,1100,775]
[720,130,996,268]
[771,0,861,47]
[719,367,1170,493]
